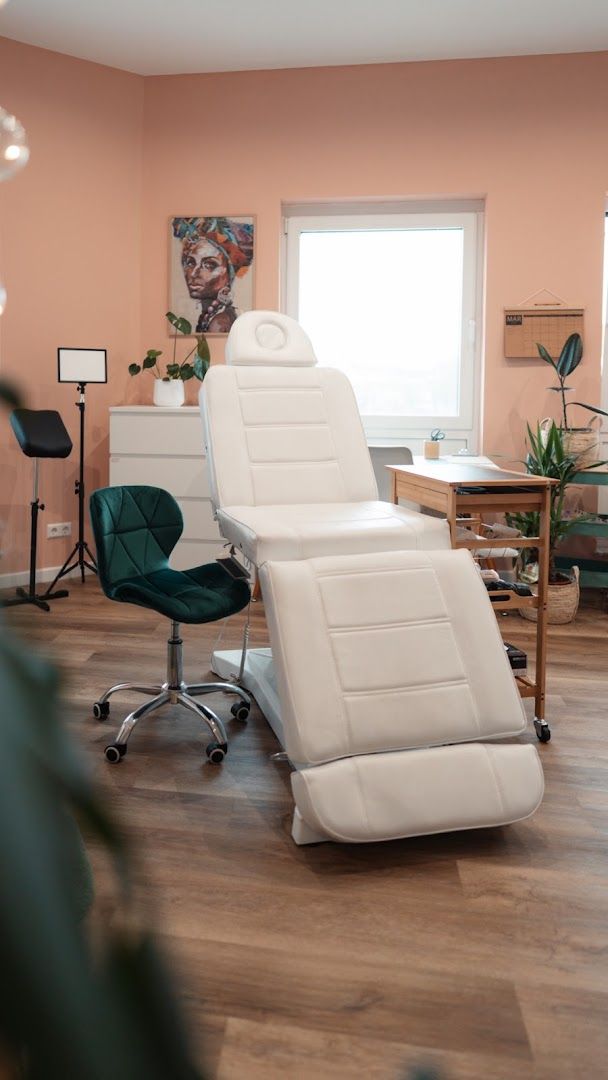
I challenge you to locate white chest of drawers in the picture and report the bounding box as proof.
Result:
[109,406,222,569]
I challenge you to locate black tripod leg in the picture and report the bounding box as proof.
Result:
[3,592,51,612]
[83,541,98,571]
[42,545,79,597]
[44,589,69,601]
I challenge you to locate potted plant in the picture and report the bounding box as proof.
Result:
[128,311,210,407]
[537,332,608,467]
[508,421,605,623]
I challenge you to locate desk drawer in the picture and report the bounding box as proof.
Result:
[110,411,205,456]
[110,455,211,500]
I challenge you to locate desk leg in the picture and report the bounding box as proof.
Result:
[446,488,457,547]
[391,471,397,505]
[535,486,551,735]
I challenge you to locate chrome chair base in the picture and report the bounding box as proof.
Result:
[94,620,251,765]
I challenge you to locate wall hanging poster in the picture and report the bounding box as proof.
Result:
[169,215,255,334]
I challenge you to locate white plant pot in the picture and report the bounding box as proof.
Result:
[153,379,185,408]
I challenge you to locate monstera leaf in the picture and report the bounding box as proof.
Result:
[166,311,192,336]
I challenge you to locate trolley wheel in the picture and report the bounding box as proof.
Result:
[93,701,110,721]
[206,740,227,764]
[104,743,127,764]
[230,701,250,722]
[534,719,551,743]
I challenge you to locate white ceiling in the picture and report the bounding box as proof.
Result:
[1,0,608,77]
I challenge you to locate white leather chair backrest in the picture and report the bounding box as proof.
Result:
[200,311,379,509]
[369,445,413,501]
[225,310,318,367]
[261,548,527,766]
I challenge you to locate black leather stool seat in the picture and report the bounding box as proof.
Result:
[10,409,72,458]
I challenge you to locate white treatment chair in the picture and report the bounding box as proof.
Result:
[199,311,450,739]
[261,548,543,844]
[200,311,449,564]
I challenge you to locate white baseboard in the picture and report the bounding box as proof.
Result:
[0,564,94,590]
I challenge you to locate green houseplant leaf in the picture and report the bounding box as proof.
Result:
[536,343,558,371]
[196,335,210,364]
[166,311,192,337]
[129,321,209,385]
[556,332,583,377]
[535,332,605,429]
[193,357,209,381]
[511,419,607,581]
[569,401,608,418]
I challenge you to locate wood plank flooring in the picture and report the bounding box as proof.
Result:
[5,581,608,1079]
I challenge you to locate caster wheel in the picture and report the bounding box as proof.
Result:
[93,701,110,721]
[534,719,551,743]
[104,743,127,764]
[231,701,250,722]
[206,741,227,764]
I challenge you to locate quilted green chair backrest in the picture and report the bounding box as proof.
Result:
[90,486,183,598]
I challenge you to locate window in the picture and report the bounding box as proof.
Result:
[283,203,483,450]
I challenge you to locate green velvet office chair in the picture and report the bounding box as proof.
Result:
[89,485,251,765]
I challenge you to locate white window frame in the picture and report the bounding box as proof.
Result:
[282,203,484,452]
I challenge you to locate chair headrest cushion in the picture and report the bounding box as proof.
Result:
[225,311,317,367]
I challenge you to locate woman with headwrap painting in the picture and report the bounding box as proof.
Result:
[172,217,254,333]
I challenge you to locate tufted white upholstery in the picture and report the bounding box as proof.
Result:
[261,548,543,844]
[261,548,527,765]
[225,309,318,367]
[216,501,448,564]
[202,364,378,509]
[291,744,544,844]
[200,312,450,560]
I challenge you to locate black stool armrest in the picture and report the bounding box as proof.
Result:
[10,409,73,458]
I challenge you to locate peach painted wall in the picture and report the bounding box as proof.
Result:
[0,37,143,576]
[141,52,608,459]
[2,41,608,576]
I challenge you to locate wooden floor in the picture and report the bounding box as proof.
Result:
[6,581,608,1079]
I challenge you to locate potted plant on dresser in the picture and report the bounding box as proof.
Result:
[537,332,608,466]
[129,311,210,407]
[508,421,605,624]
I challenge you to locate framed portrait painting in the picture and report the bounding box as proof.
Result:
[169,215,255,335]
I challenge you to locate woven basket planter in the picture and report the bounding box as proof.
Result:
[540,418,600,469]
[563,429,600,469]
[520,566,580,624]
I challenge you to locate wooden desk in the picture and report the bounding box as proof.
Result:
[388,458,555,742]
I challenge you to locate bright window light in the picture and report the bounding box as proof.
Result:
[298,227,464,417]
[284,206,481,445]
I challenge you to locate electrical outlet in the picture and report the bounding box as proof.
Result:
[47,522,72,539]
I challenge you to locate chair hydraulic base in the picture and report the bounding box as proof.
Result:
[95,621,251,765]
[211,647,285,746]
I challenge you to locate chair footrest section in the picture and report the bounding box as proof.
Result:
[291,742,543,845]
